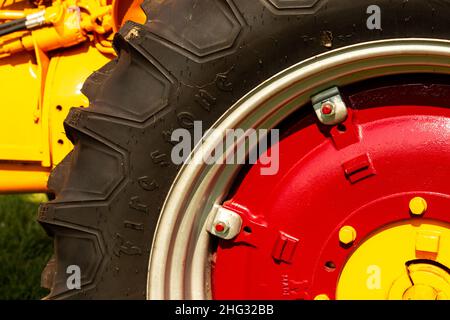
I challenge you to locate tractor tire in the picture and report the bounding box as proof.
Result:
[38,0,450,299]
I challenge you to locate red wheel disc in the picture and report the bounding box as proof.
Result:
[212,83,450,299]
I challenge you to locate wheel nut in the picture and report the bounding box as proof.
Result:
[312,87,348,125]
[208,205,242,240]
[314,294,330,300]
[214,221,229,234]
[409,197,427,216]
[339,225,357,245]
[320,101,335,116]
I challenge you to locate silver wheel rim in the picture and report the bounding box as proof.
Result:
[147,38,450,300]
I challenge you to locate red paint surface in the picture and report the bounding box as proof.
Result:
[212,103,450,300]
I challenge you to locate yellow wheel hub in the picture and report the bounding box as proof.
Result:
[389,263,450,300]
[336,220,450,300]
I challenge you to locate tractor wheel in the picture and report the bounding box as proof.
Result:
[38,0,450,299]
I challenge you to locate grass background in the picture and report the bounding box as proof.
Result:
[0,194,52,299]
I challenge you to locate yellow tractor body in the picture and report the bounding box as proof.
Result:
[0,0,143,192]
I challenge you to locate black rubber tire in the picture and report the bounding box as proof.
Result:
[38,0,450,299]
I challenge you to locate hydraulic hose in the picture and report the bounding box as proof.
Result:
[0,11,46,37]
[0,19,27,37]
[0,17,26,30]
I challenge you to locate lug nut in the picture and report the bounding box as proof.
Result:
[320,101,335,116]
[409,197,427,216]
[339,225,357,245]
[214,221,228,234]
[312,87,348,125]
[207,205,243,240]
[314,294,330,300]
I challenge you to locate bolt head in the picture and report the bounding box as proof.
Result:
[208,206,243,240]
[409,197,427,216]
[314,294,330,300]
[320,101,335,116]
[214,221,229,234]
[339,225,357,245]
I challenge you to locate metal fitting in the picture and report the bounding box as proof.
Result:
[320,101,335,116]
[409,196,427,216]
[314,294,330,300]
[25,10,46,29]
[207,205,243,240]
[339,225,357,245]
[311,87,348,125]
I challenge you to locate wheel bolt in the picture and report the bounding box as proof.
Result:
[314,294,330,300]
[320,101,335,116]
[214,221,229,234]
[208,205,242,240]
[339,225,357,245]
[409,197,427,216]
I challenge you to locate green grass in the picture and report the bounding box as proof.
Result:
[0,194,52,300]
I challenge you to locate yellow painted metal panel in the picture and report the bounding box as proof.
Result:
[0,53,44,162]
[45,43,111,167]
[0,164,49,193]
